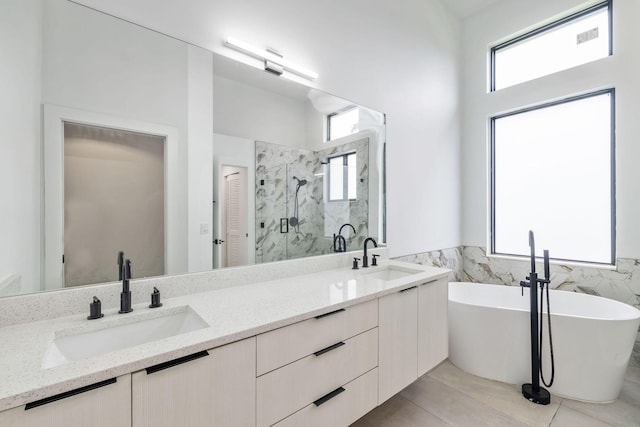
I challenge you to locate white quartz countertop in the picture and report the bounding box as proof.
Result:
[0,260,449,412]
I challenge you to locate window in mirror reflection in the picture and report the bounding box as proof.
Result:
[328,106,359,140]
[328,153,357,201]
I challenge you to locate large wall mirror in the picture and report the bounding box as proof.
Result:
[0,0,386,297]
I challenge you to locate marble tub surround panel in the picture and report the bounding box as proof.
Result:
[255,138,370,263]
[0,247,387,327]
[392,246,463,283]
[0,258,447,412]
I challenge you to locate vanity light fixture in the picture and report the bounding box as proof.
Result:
[225,36,318,80]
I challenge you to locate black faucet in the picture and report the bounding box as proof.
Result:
[362,237,378,268]
[117,251,124,281]
[119,259,133,314]
[333,223,356,252]
[333,234,347,252]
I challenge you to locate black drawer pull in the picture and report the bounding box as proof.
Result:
[25,378,117,410]
[146,350,209,375]
[314,308,345,319]
[422,279,438,285]
[400,286,418,293]
[313,386,346,407]
[313,341,345,357]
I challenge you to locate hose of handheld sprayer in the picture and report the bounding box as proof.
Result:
[539,281,555,387]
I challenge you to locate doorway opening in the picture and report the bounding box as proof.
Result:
[63,122,165,286]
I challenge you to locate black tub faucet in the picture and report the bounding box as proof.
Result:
[119,259,133,314]
[362,237,378,268]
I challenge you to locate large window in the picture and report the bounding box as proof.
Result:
[491,1,611,91]
[491,90,615,264]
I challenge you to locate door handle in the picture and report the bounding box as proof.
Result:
[213,239,225,245]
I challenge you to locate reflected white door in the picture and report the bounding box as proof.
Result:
[221,166,248,267]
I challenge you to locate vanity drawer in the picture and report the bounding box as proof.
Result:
[272,368,378,427]
[257,298,378,375]
[256,327,378,427]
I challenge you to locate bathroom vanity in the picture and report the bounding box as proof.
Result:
[0,253,449,427]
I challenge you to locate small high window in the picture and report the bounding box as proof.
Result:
[328,106,359,141]
[491,1,612,91]
[328,152,357,201]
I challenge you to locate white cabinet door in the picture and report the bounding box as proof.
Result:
[0,375,131,427]
[378,286,418,404]
[132,337,255,427]
[418,278,449,377]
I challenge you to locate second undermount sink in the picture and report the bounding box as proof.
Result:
[361,265,423,281]
[43,306,208,368]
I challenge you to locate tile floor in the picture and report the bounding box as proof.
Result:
[353,361,640,427]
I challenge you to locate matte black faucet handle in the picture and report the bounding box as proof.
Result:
[88,296,104,320]
[543,249,550,282]
[352,257,360,270]
[372,254,380,266]
[149,287,163,308]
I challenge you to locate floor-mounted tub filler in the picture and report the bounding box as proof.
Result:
[448,280,640,403]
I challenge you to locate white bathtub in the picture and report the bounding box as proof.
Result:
[448,281,640,403]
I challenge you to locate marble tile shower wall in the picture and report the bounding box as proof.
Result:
[255,139,370,263]
[394,245,640,367]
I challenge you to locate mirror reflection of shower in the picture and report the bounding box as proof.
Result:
[289,176,308,233]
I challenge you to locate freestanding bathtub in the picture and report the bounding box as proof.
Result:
[448,281,640,403]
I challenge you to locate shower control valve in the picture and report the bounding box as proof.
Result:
[352,257,360,270]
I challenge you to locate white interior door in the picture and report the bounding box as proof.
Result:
[222,166,248,267]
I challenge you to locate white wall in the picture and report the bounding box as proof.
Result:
[0,0,43,294]
[42,0,190,275]
[212,75,307,148]
[72,0,463,259]
[461,0,640,259]
[188,45,214,273]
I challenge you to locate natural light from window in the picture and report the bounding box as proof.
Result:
[493,6,609,90]
[329,153,357,201]
[328,107,359,141]
[492,91,614,264]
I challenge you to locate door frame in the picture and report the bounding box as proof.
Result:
[43,104,179,290]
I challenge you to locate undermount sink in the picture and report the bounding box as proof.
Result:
[43,306,208,368]
[361,265,422,281]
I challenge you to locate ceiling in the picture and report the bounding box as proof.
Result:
[442,0,501,19]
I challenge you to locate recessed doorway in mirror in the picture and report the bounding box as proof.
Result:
[63,123,165,287]
[0,0,386,298]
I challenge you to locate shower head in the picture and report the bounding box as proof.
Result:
[293,176,307,187]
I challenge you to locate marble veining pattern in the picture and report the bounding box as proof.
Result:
[393,246,463,283]
[255,139,370,262]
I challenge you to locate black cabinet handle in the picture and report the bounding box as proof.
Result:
[145,350,209,375]
[313,386,346,407]
[400,286,418,293]
[313,341,345,357]
[314,308,345,319]
[422,279,438,285]
[25,378,117,410]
